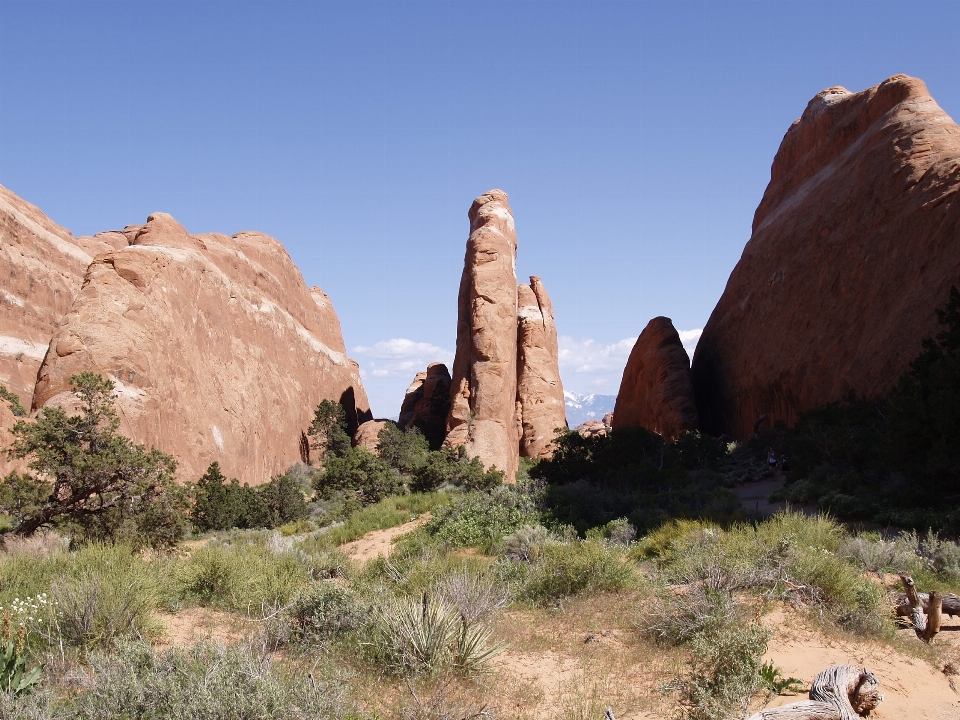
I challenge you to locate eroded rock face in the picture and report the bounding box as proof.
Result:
[34,212,371,485]
[398,363,451,450]
[0,185,93,410]
[445,190,519,481]
[613,317,698,441]
[353,419,389,454]
[693,75,960,440]
[576,420,607,439]
[517,277,566,458]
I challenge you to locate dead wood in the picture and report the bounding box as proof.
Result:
[746,664,881,720]
[900,573,943,642]
[895,590,960,618]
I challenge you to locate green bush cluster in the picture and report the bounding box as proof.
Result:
[531,427,739,535]
[191,463,308,532]
[0,373,189,549]
[425,482,542,552]
[0,640,355,720]
[518,539,636,602]
[762,285,960,531]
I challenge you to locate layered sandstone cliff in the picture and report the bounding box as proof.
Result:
[517,277,566,457]
[0,186,91,410]
[33,211,370,484]
[613,317,698,441]
[445,190,520,481]
[692,75,960,439]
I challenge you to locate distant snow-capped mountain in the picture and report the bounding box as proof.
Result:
[564,392,616,427]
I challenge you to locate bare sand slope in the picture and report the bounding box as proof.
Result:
[759,608,960,719]
[339,514,431,564]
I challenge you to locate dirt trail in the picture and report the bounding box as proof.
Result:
[339,514,431,564]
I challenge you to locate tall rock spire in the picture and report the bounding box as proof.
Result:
[445,190,520,481]
[517,276,567,458]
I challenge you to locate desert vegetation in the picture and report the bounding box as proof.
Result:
[2,442,960,717]
[4,318,960,716]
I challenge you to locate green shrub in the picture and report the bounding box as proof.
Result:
[0,387,26,418]
[313,448,403,507]
[408,446,503,493]
[1,373,188,548]
[643,582,769,720]
[69,640,351,719]
[500,525,548,562]
[520,540,635,602]
[660,511,893,637]
[307,399,352,461]
[174,544,308,613]
[426,484,541,551]
[287,583,368,644]
[677,622,769,720]
[0,542,163,650]
[376,424,430,474]
[191,463,307,533]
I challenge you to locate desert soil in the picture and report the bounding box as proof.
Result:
[339,513,431,564]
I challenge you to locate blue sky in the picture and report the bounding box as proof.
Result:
[2,0,958,417]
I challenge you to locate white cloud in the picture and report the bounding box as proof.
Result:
[558,328,703,397]
[351,338,454,379]
[678,328,702,360]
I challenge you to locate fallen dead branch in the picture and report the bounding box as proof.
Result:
[746,664,882,720]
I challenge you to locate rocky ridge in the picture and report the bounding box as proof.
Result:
[692,75,960,439]
[0,198,370,485]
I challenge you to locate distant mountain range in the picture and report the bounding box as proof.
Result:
[564,392,616,428]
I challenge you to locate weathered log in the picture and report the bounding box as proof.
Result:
[895,591,960,618]
[746,664,881,720]
[900,573,943,642]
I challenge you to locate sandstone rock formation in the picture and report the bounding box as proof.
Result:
[692,75,960,439]
[517,277,566,458]
[353,419,389,454]
[0,185,92,411]
[613,317,698,441]
[576,420,608,439]
[398,362,451,449]
[33,212,371,485]
[445,190,519,481]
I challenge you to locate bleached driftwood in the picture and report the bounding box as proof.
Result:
[899,573,943,642]
[746,664,882,720]
[894,589,960,618]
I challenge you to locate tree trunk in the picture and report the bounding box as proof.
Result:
[746,665,881,720]
[895,590,960,618]
[900,573,943,642]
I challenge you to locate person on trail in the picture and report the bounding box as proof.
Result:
[767,448,778,474]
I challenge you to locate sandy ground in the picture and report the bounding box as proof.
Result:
[154,606,244,649]
[758,608,960,719]
[339,513,431,564]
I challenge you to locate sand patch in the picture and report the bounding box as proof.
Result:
[340,513,431,564]
[154,606,245,649]
[759,607,960,719]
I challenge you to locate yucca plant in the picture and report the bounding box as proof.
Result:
[0,611,42,696]
[453,616,502,675]
[377,592,502,676]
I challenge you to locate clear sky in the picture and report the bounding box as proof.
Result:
[2,0,958,418]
